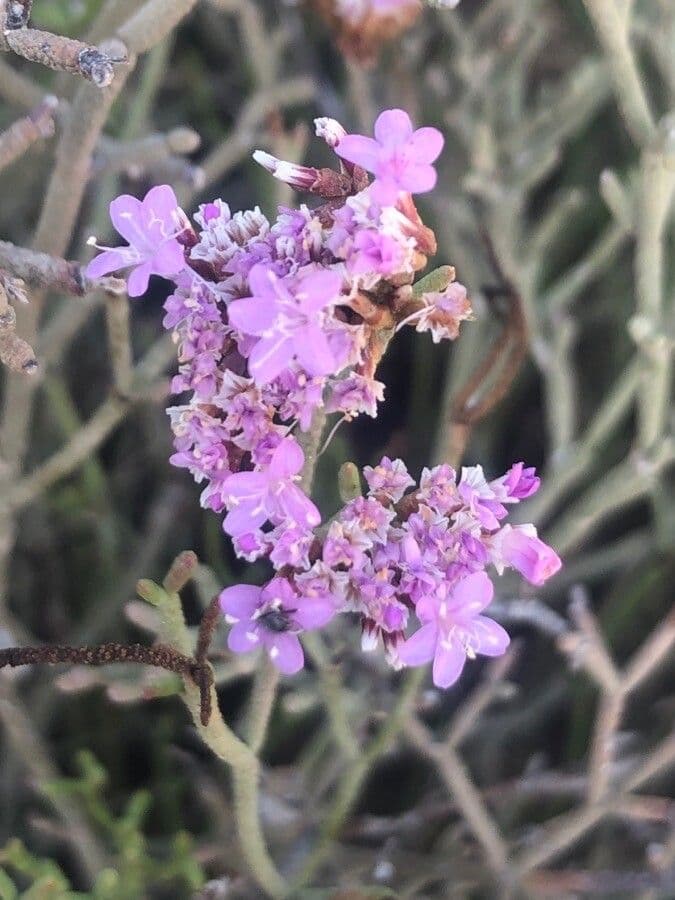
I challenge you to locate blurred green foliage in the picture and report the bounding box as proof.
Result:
[0,752,203,899]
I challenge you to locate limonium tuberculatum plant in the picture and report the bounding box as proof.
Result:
[86,108,562,689]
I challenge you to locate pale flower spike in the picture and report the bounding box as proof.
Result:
[89,108,561,688]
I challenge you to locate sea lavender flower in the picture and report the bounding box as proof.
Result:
[335,108,444,205]
[363,456,415,501]
[219,577,336,673]
[489,524,562,586]
[398,572,509,688]
[221,437,320,536]
[410,281,473,342]
[228,264,343,384]
[86,185,188,297]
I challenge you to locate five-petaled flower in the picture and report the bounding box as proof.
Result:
[335,108,444,205]
[220,437,321,537]
[398,571,510,688]
[86,185,188,297]
[219,577,336,673]
[228,264,343,385]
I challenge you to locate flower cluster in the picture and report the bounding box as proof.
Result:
[87,108,471,561]
[220,458,561,684]
[87,106,560,690]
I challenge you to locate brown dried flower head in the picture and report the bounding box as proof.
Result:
[310,0,422,65]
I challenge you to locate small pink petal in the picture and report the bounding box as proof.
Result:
[369,177,401,206]
[222,470,268,501]
[268,438,304,480]
[446,571,494,619]
[127,261,153,297]
[219,584,261,620]
[432,641,466,688]
[293,597,336,630]
[228,297,279,336]
[374,108,413,145]
[248,334,294,385]
[228,620,260,653]
[85,249,135,279]
[409,127,444,163]
[276,484,321,529]
[399,162,437,194]
[142,184,180,224]
[296,270,342,312]
[398,622,437,666]
[222,502,267,537]
[266,632,304,674]
[294,325,336,377]
[335,134,380,171]
[468,617,510,657]
[151,240,186,277]
[109,194,146,246]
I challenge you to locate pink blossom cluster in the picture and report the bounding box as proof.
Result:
[87,109,469,557]
[219,458,561,683]
[86,108,561,689]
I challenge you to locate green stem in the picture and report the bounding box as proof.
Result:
[635,149,675,450]
[143,573,287,898]
[245,655,280,755]
[296,410,327,494]
[582,0,656,148]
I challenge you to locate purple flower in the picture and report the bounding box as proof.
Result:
[268,524,314,570]
[221,437,321,536]
[457,465,507,531]
[86,185,187,297]
[411,282,472,343]
[219,577,336,674]
[339,496,395,544]
[491,462,540,502]
[295,561,348,610]
[228,264,343,385]
[335,109,444,206]
[418,464,458,515]
[348,230,407,276]
[323,521,371,569]
[232,530,268,562]
[363,456,415,502]
[397,534,441,604]
[326,374,385,418]
[493,525,562,586]
[398,572,509,688]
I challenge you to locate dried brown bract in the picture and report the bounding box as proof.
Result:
[310,0,422,65]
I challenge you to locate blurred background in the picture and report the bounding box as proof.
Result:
[0,0,674,896]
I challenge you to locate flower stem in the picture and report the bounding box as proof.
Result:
[144,567,288,899]
[245,654,280,755]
